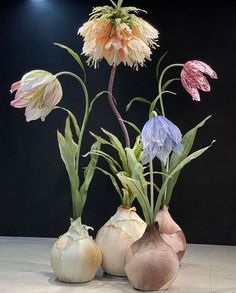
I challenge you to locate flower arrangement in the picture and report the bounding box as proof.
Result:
[10,0,217,290]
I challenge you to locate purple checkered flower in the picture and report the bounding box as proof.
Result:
[181,60,217,101]
[141,115,183,164]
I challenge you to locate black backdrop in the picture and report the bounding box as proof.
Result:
[0,0,235,245]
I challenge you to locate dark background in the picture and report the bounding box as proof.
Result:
[0,0,235,245]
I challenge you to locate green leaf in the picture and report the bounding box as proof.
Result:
[117,174,152,224]
[101,128,128,171]
[84,149,121,174]
[109,0,116,7]
[162,78,180,91]
[121,119,141,134]
[132,135,142,161]
[90,131,112,146]
[54,106,80,137]
[117,0,123,8]
[95,166,122,200]
[125,148,147,205]
[156,51,168,81]
[89,91,109,113]
[80,141,101,208]
[154,140,215,215]
[126,148,147,195]
[54,43,86,82]
[170,115,212,172]
[144,171,168,177]
[126,96,151,112]
[57,118,81,218]
[147,181,160,192]
[165,115,212,204]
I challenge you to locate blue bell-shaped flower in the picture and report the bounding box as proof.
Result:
[141,115,183,164]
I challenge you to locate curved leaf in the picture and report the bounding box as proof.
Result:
[156,51,168,81]
[162,78,180,91]
[89,91,109,113]
[126,96,151,112]
[95,166,122,200]
[54,106,80,137]
[121,119,141,134]
[154,140,215,215]
[84,149,121,173]
[54,43,86,82]
[165,115,212,203]
[80,141,101,207]
[101,128,128,171]
[117,174,152,223]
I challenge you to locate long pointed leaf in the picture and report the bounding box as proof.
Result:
[89,91,109,113]
[162,78,180,91]
[54,106,80,137]
[126,96,151,112]
[156,51,168,81]
[54,43,86,82]
[95,167,122,199]
[117,174,152,224]
[154,141,215,215]
[84,149,121,173]
[166,115,212,203]
[101,128,128,171]
[80,141,101,207]
[122,119,141,134]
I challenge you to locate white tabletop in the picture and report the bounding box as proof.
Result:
[0,236,236,292]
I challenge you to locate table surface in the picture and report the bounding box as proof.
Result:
[0,236,236,293]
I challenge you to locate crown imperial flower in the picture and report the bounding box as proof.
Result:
[10,70,63,122]
[141,115,183,164]
[78,2,159,70]
[181,60,218,101]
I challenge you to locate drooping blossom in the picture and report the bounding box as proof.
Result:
[181,60,218,101]
[10,70,63,122]
[78,3,159,70]
[141,115,183,164]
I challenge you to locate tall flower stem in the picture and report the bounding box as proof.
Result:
[158,63,184,118]
[157,64,184,203]
[108,66,130,148]
[149,159,154,218]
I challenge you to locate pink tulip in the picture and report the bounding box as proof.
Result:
[10,70,63,121]
[180,60,217,101]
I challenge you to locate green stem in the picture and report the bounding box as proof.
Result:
[163,158,169,204]
[149,159,154,218]
[158,63,184,117]
[158,64,184,206]
[56,71,89,219]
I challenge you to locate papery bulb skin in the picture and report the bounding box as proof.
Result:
[156,206,186,261]
[124,222,179,291]
[50,218,102,283]
[95,206,146,277]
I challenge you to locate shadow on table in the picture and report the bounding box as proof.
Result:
[40,270,134,293]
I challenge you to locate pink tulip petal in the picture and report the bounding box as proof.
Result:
[187,60,218,79]
[43,80,63,107]
[181,72,201,101]
[10,81,21,93]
